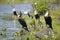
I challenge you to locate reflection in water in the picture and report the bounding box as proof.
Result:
[14,20,16,28]
[0,19,20,40]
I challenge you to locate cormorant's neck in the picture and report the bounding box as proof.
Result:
[13,8,15,11]
[24,11,28,14]
[44,11,49,17]
[34,10,38,15]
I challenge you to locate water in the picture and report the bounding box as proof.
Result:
[0,3,32,13]
[48,3,60,8]
[0,3,33,40]
[0,19,20,40]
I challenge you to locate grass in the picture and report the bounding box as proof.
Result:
[0,0,23,4]
[50,7,60,40]
[0,0,58,4]
[0,13,15,21]
[14,6,60,40]
[12,6,60,40]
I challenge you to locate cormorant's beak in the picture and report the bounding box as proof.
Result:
[17,15,20,17]
[34,10,37,15]
[13,8,15,11]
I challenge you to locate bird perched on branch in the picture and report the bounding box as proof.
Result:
[13,8,29,32]
[44,9,53,29]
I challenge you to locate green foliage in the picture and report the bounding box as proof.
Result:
[35,1,48,11]
[54,0,60,4]
[34,1,48,15]
[1,13,15,21]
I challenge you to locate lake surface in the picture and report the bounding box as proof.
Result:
[48,3,60,8]
[0,3,32,13]
[0,19,21,40]
[0,3,33,40]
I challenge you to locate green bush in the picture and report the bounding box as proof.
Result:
[35,2,48,15]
